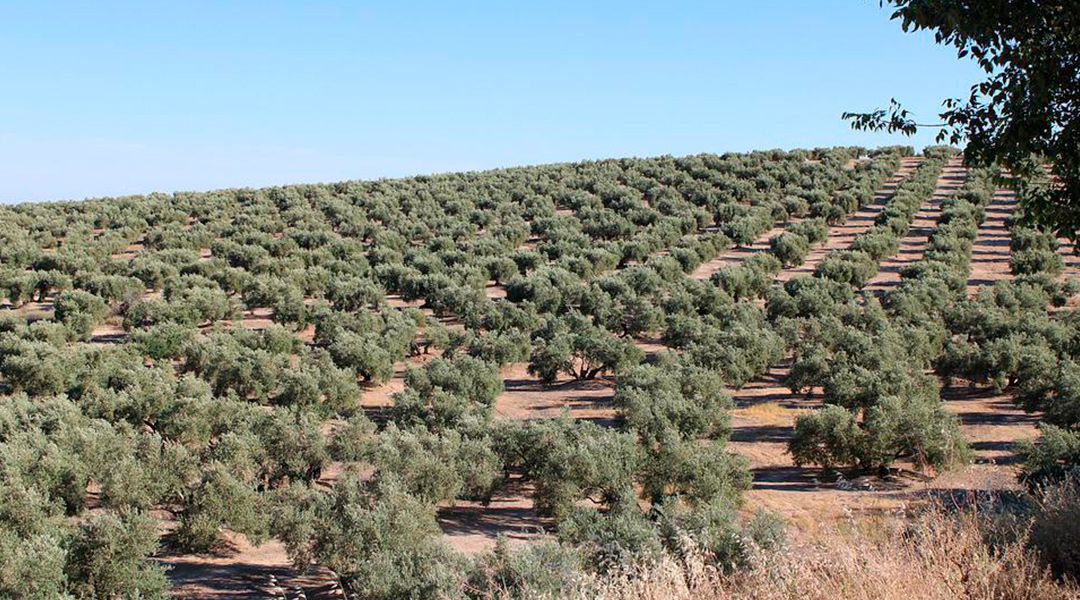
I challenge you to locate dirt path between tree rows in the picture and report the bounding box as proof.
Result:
[965,187,1017,295]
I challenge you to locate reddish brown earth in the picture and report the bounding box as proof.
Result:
[689,220,798,281]
[111,239,146,261]
[359,350,442,411]
[440,362,619,554]
[493,363,617,424]
[157,512,343,600]
[238,306,275,330]
[725,373,1036,534]
[438,476,550,554]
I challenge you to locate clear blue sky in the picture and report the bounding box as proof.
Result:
[0,1,982,203]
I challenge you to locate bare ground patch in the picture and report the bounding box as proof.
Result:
[493,363,617,425]
[966,187,1017,295]
[439,475,549,554]
[156,514,340,600]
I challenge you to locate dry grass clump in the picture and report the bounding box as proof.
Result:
[1028,481,1080,581]
[730,401,798,425]
[579,503,1078,600]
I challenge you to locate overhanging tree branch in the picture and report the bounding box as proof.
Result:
[844,0,1080,242]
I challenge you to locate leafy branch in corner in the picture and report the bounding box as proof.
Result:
[842,0,1080,243]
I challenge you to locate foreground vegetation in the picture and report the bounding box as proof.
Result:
[0,146,1077,598]
[571,483,1080,600]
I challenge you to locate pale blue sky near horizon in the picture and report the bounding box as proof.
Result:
[0,1,983,204]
